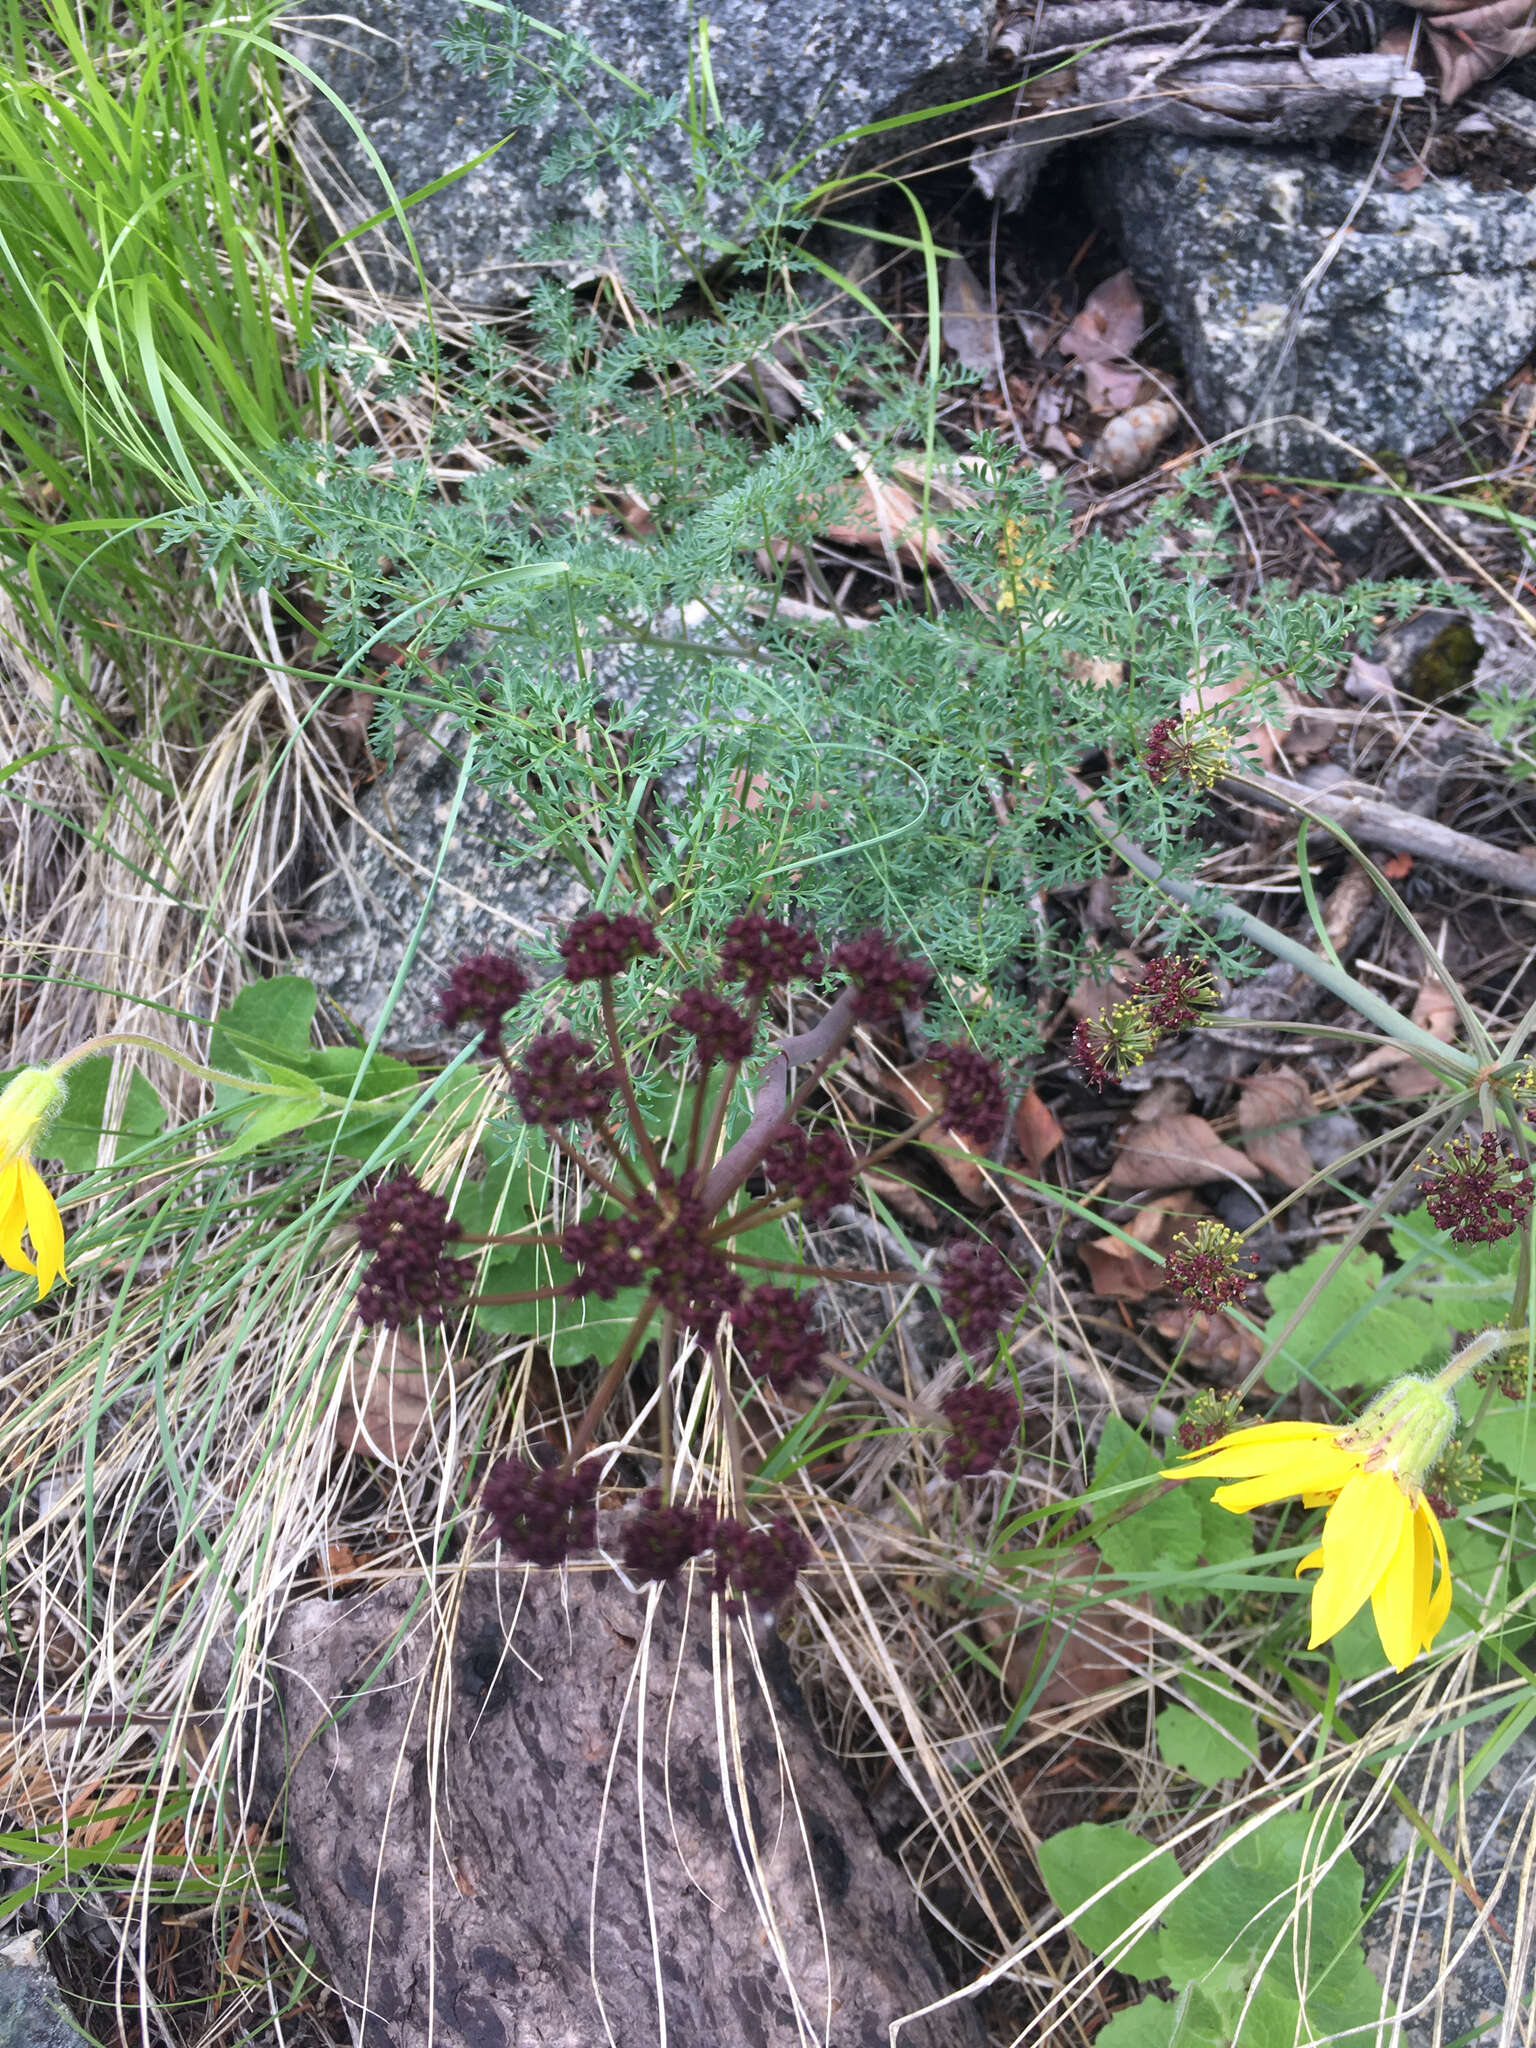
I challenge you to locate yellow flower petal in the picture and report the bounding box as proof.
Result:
[0,1161,36,1279]
[1295,1546,1324,1578]
[18,1158,65,1298]
[1171,1420,1338,1469]
[1420,1500,1453,1650]
[1370,1509,1423,1672]
[1210,1444,1362,1514]
[1308,1471,1411,1648]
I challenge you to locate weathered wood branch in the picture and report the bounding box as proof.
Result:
[234,1571,985,2048]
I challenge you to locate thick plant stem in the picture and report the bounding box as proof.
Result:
[1072,787,1481,1081]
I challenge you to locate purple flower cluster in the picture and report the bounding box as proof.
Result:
[618,1494,812,1604]
[926,1041,1008,1148]
[670,986,756,1068]
[763,1124,855,1223]
[719,912,824,997]
[483,1455,600,1566]
[561,1178,740,1325]
[559,911,660,983]
[1423,1131,1535,1245]
[438,951,532,1056]
[939,1384,1021,1480]
[830,930,934,1022]
[1164,1221,1252,1314]
[1174,1390,1243,1454]
[1138,956,1218,1034]
[939,1240,1025,1357]
[621,1488,719,1583]
[510,1030,617,1126]
[355,1171,470,1328]
[730,1285,824,1390]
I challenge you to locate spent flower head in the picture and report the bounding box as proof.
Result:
[926,1041,1008,1148]
[510,1030,617,1126]
[482,1455,599,1567]
[940,1239,1025,1356]
[830,928,934,1022]
[559,910,660,982]
[1422,1131,1534,1245]
[1070,1003,1160,1090]
[940,1383,1022,1479]
[439,951,532,1055]
[670,986,756,1068]
[719,912,824,996]
[1175,1389,1245,1453]
[355,1171,469,1328]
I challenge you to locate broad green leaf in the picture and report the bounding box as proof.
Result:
[1093,1413,1162,1491]
[216,1075,325,1159]
[1156,1676,1258,1788]
[1475,1396,1536,1488]
[1158,1810,1386,2043]
[1094,1989,1230,2048]
[1193,1483,1255,1566]
[32,1057,164,1170]
[1262,1247,1434,1394]
[304,1046,422,1159]
[1095,1489,1204,1578]
[1036,1822,1180,1979]
[207,975,317,1084]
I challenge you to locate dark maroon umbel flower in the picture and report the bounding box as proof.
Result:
[1143,714,1185,785]
[558,910,660,982]
[355,1170,470,1328]
[1423,1131,1535,1245]
[633,1178,742,1324]
[830,928,934,1022]
[939,1239,1025,1357]
[926,1041,1008,1148]
[718,912,824,997]
[561,1210,645,1299]
[670,986,756,1068]
[1137,955,1217,1034]
[483,1455,599,1567]
[1175,1390,1243,1454]
[620,1488,718,1584]
[711,1516,811,1606]
[939,1383,1021,1480]
[439,950,532,1056]
[510,1030,617,1125]
[730,1285,824,1391]
[763,1124,855,1224]
[1164,1220,1252,1315]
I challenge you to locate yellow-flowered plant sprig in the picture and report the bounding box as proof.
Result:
[0,1032,348,1302]
[1165,1325,1528,1672]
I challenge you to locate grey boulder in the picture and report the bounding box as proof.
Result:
[288,715,588,1048]
[285,0,987,305]
[1093,134,1536,476]
[0,1948,81,2048]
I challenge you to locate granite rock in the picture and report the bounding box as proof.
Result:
[1359,1726,1536,2048]
[288,714,588,1048]
[1092,135,1536,476]
[285,0,987,305]
[0,1948,81,2048]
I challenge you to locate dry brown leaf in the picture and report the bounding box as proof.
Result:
[1150,1303,1264,1376]
[1353,969,1457,1096]
[860,1168,941,1230]
[1080,1189,1210,1300]
[1082,359,1145,415]
[1403,0,1536,100]
[1130,1078,1194,1123]
[1237,1067,1315,1190]
[1389,161,1428,192]
[336,1327,440,1465]
[1093,399,1178,483]
[982,1546,1151,1714]
[1067,948,1146,1023]
[1109,1114,1257,1194]
[820,473,944,567]
[941,255,999,379]
[1063,649,1127,688]
[1059,270,1145,364]
[1013,1087,1065,1178]
[886,1060,997,1207]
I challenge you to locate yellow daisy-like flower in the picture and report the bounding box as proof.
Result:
[1165,1377,1458,1672]
[0,1066,69,1300]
